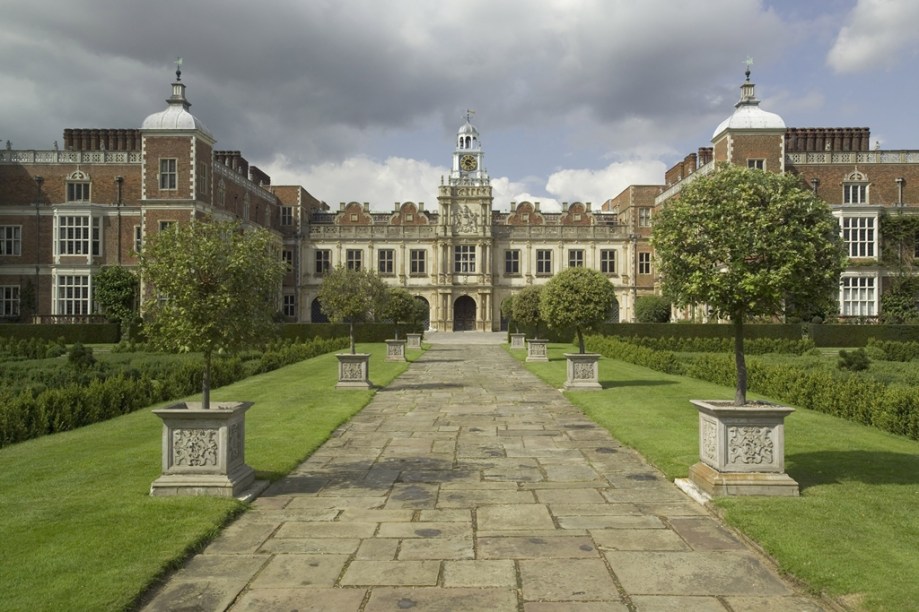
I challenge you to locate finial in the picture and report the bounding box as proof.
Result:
[464,108,475,123]
[53,140,59,151]
[744,57,753,81]
[175,57,183,81]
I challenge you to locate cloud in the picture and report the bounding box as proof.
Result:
[827,0,919,73]
[263,155,447,209]
[545,160,667,212]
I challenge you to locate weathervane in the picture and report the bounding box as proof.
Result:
[744,56,753,81]
[175,57,183,81]
[464,108,475,123]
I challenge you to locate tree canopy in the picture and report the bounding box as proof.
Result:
[540,267,617,353]
[512,285,545,338]
[380,287,418,339]
[651,164,846,404]
[139,219,286,408]
[317,265,387,353]
[94,266,139,338]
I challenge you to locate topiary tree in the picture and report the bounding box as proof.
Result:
[139,219,286,409]
[410,297,429,335]
[541,267,617,353]
[512,285,545,339]
[317,265,387,353]
[634,295,671,323]
[380,287,417,340]
[95,266,139,339]
[652,164,846,405]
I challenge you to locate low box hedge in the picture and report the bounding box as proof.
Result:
[0,323,120,343]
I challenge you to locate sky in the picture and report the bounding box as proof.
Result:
[2,0,918,212]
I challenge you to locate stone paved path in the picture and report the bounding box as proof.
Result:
[142,341,826,611]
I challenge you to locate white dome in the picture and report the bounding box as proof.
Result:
[142,104,211,135]
[141,80,213,138]
[458,120,478,136]
[712,104,785,139]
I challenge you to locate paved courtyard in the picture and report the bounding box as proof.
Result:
[142,336,826,611]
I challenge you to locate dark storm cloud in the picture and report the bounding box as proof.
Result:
[0,0,787,172]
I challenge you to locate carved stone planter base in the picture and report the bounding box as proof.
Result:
[336,353,372,389]
[509,333,526,349]
[151,401,256,498]
[406,333,422,349]
[526,339,549,362]
[688,462,799,497]
[563,353,602,390]
[688,399,799,497]
[385,339,407,362]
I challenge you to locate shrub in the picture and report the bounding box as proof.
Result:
[838,348,870,371]
[634,296,671,323]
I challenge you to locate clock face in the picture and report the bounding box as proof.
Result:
[460,154,478,171]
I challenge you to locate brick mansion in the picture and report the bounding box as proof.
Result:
[1,67,917,330]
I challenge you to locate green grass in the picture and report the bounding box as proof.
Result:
[0,343,418,612]
[513,344,919,612]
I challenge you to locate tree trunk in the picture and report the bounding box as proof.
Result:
[349,318,356,354]
[577,326,585,354]
[394,321,399,340]
[733,315,747,406]
[202,351,212,410]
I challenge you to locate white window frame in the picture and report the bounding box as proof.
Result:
[56,216,101,256]
[454,245,476,274]
[133,225,143,254]
[0,226,22,256]
[0,285,20,317]
[841,216,876,258]
[840,275,877,317]
[54,274,92,316]
[159,158,177,190]
[282,249,294,271]
[67,182,91,202]
[747,159,765,170]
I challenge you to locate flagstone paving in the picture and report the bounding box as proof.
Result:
[141,339,827,611]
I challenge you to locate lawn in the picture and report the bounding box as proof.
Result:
[514,344,919,612]
[0,343,418,612]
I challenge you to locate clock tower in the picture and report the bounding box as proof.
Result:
[450,110,488,182]
[436,110,495,331]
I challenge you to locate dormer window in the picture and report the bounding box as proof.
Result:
[66,170,91,202]
[843,170,868,204]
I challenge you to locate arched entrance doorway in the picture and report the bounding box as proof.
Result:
[453,295,476,331]
[608,296,620,323]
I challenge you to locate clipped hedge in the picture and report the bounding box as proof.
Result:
[0,323,120,343]
[0,336,347,448]
[280,323,423,343]
[594,323,801,340]
[614,335,814,355]
[805,324,919,347]
[585,335,919,441]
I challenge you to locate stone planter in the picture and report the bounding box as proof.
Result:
[525,338,549,362]
[406,333,422,349]
[563,352,602,390]
[385,339,407,362]
[685,400,799,497]
[336,352,372,389]
[509,332,526,349]
[150,401,256,498]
